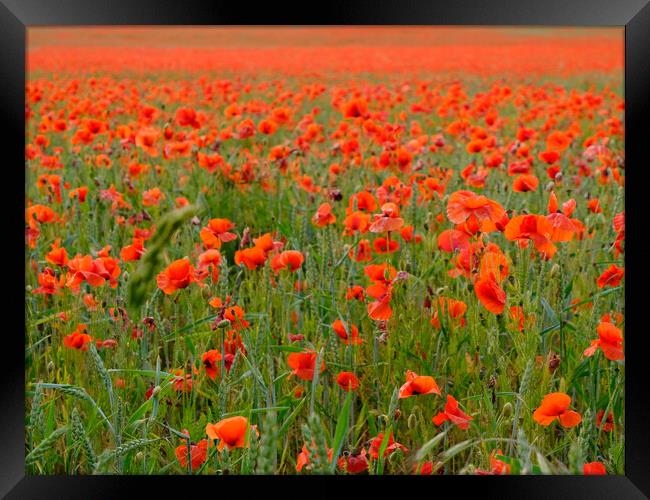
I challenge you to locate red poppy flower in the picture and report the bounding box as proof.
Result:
[175,439,208,470]
[400,225,422,243]
[369,203,404,233]
[205,416,256,452]
[223,305,250,330]
[156,258,201,295]
[349,239,373,262]
[270,250,304,273]
[431,297,467,329]
[583,321,624,361]
[587,198,602,213]
[343,211,371,235]
[512,174,539,192]
[366,284,393,321]
[538,150,560,164]
[437,229,470,253]
[200,218,237,249]
[338,448,369,474]
[346,285,365,301]
[368,432,408,459]
[414,461,434,475]
[446,190,506,233]
[296,442,333,472]
[474,275,506,315]
[583,462,607,475]
[432,394,473,430]
[66,252,121,290]
[596,410,615,432]
[596,264,624,289]
[475,449,511,475]
[478,246,509,282]
[342,98,368,119]
[312,203,337,227]
[45,239,68,266]
[197,249,222,281]
[63,324,93,351]
[202,349,222,380]
[32,267,65,295]
[120,237,146,262]
[373,236,400,254]
[504,214,558,259]
[234,246,267,270]
[533,392,581,428]
[142,187,165,206]
[336,372,360,391]
[175,107,201,128]
[348,191,377,213]
[172,371,193,393]
[287,350,325,381]
[332,319,362,345]
[399,370,441,398]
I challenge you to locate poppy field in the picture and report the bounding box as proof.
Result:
[25,28,625,476]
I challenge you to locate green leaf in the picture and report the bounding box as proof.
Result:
[330,390,353,471]
[441,439,474,463]
[414,429,449,462]
[540,298,558,325]
[269,344,303,353]
[375,426,392,475]
[278,396,308,437]
[184,336,196,357]
[536,451,552,474]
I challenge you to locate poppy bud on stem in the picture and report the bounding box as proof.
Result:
[407,413,417,429]
[550,263,560,277]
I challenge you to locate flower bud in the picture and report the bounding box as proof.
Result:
[407,413,417,429]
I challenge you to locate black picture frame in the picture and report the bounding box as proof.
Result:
[3,1,649,498]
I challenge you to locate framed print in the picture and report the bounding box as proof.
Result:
[3,0,649,498]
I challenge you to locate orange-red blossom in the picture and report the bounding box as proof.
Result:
[583,321,624,361]
[205,416,258,452]
[156,258,202,295]
[398,370,441,398]
[532,392,582,428]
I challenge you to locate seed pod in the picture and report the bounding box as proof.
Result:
[407,413,417,429]
[550,263,560,277]
[217,319,231,329]
[328,189,342,201]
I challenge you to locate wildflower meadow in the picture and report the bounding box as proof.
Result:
[25,27,625,475]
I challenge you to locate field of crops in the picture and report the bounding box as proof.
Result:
[25,27,625,475]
